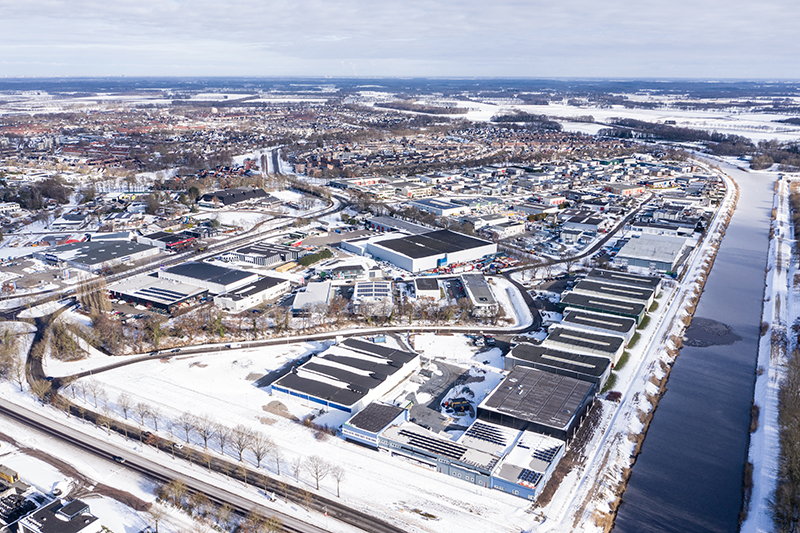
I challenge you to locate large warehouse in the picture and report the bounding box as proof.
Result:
[365,229,497,272]
[615,235,687,272]
[505,342,612,388]
[477,365,595,441]
[270,338,420,414]
[34,241,160,273]
[213,276,291,312]
[110,275,208,313]
[159,262,258,294]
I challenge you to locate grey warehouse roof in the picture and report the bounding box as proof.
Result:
[573,279,654,303]
[40,241,157,266]
[375,229,493,259]
[480,366,594,431]
[562,309,637,334]
[509,343,611,379]
[218,276,287,301]
[545,326,624,356]
[560,292,646,317]
[585,268,661,290]
[345,402,405,433]
[164,261,254,286]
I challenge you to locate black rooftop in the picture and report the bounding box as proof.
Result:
[509,343,611,378]
[585,268,661,290]
[346,403,405,433]
[481,366,594,431]
[375,229,492,259]
[164,261,254,285]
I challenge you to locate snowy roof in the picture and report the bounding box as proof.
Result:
[616,235,685,264]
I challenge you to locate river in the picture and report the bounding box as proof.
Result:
[613,163,775,533]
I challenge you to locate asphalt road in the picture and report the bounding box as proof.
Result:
[0,398,328,533]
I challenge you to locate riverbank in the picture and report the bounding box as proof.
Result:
[742,171,800,533]
[538,160,741,532]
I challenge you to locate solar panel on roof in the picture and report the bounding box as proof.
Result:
[398,429,467,460]
[517,469,543,486]
[533,445,561,463]
[465,422,507,446]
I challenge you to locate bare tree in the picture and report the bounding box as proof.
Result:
[214,424,230,456]
[117,393,133,420]
[264,515,283,533]
[175,412,196,444]
[243,507,265,533]
[250,432,274,468]
[30,379,52,404]
[331,465,346,498]
[201,451,213,473]
[146,504,167,533]
[195,414,216,449]
[216,503,234,531]
[271,446,284,476]
[9,354,25,391]
[149,405,162,432]
[292,456,302,483]
[304,455,330,490]
[134,402,150,429]
[163,478,187,508]
[232,424,253,462]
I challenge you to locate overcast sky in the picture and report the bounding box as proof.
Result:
[0,0,797,79]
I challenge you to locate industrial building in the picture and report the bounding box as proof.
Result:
[460,273,499,317]
[159,262,258,295]
[18,500,101,533]
[559,292,647,324]
[364,229,497,272]
[615,235,687,272]
[504,342,612,388]
[375,419,564,501]
[366,216,429,235]
[477,365,595,441]
[223,242,304,267]
[570,279,655,307]
[213,276,291,312]
[110,275,208,313]
[34,241,159,273]
[585,269,661,293]
[292,281,333,315]
[542,326,626,365]
[560,309,637,344]
[414,277,441,300]
[351,281,393,315]
[342,402,408,448]
[137,231,196,252]
[270,338,420,414]
[197,187,269,208]
[410,198,471,216]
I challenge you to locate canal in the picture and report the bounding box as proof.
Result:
[614,163,775,533]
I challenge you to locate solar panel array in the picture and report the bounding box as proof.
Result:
[533,445,561,464]
[464,422,508,446]
[398,429,467,460]
[517,469,543,487]
[354,283,392,298]
[136,286,190,303]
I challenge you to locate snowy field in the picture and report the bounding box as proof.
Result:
[40,335,534,533]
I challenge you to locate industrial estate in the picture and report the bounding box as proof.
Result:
[0,78,795,533]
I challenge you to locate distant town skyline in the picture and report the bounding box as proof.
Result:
[0,0,798,79]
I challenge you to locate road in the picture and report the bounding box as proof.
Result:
[0,398,329,533]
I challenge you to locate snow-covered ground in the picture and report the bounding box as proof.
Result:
[741,171,798,533]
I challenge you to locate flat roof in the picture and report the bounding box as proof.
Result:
[562,309,637,334]
[367,216,429,235]
[480,366,595,431]
[573,279,654,303]
[345,403,405,433]
[218,276,287,301]
[586,268,661,290]
[509,342,611,378]
[410,198,465,210]
[39,241,158,266]
[560,292,646,317]
[461,273,496,306]
[272,339,418,408]
[235,242,299,257]
[544,326,624,355]
[163,261,255,286]
[415,277,439,291]
[111,275,207,306]
[375,229,493,259]
[616,235,685,264]
[494,432,565,489]
[382,423,500,471]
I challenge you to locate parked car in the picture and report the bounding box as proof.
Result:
[112,455,126,464]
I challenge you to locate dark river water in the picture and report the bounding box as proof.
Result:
[614,164,775,533]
